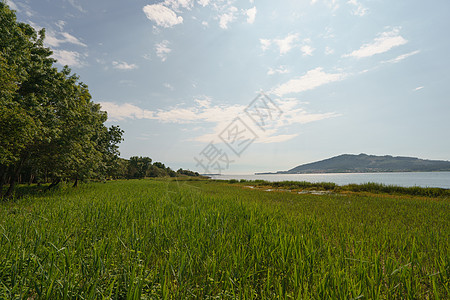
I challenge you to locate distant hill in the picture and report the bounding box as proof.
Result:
[259,154,450,174]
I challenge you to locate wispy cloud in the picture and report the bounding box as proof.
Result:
[100,95,338,145]
[267,66,289,75]
[55,20,66,31]
[155,40,172,62]
[219,6,238,29]
[197,0,210,7]
[143,4,183,27]
[67,0,85,13]
[414,86,424,91]
[6,0,18,10]
[164,0,195,11]
[311,0,339,11]
[112,61,138,70]
[52,50,85,67]
[347,0,368,16]
[260,39,272,51]
[275,33,299,55]
[271,67,346,96]
[100,102,155,121]
[245,6,257,24]
[382,50,420,64]
[11,1,34,16]
[301,45,314,56]
[325,46,334,55]
[343,27,407,59]
[45,31,87,48]
[29,21,86,49]
[261,33,300,55]
[164,83,174,90]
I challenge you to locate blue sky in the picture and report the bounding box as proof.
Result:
[8,0,450,174]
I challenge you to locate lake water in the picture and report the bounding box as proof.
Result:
[209,172,450,189]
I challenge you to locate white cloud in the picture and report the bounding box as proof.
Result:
[261,34,300,55]
[301,45,314,56]
[11,1,34,16]
[155,40,172,62]
[348,0,368,16]
[195,97,211,108]
[142,4,183,28]
[45,31,87,48]
[100,102,154,121]
[312,0,339,10]
[101,95,338,145]
[219,6,238,29]
[275,33,299,55]
[52,50,85,67]
[260,39,272,51]
[164,0,194,11]
[414,86,424,91]
[112,61,138,70]
[245,7,257,24]
[60,32,87,47]
[300,38,314,56]
[271,67,346,96]
[274,97,339,127]
[267,66,289,75]
[382,50,420,64]
[343,28,408,59]
[164,83,174,90]
[6,0,18,10]
[67,0,85,12]
[198,0,210,7]
[55,20,66,31]
[201,21,209,27]
[325,46,334,55]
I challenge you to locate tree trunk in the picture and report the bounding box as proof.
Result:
[4,176,17,198]
[73,176,78,187]
[47,178,61,190]
[0,167,7,198]
[4,161,25,198]
[28,174,34,185]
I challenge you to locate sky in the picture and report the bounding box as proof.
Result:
[7,0,450,174]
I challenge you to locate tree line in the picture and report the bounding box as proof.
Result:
[112,156,201,179]
[0,4,201,199]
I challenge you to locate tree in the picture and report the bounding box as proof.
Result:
[128,156,152,179]
[0,3,123,198]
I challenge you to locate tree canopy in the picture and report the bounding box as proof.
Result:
[0,3,203,199]
[0,3,123,197]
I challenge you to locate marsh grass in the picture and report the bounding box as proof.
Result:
[0,179,449,298]
[232,179,450,197]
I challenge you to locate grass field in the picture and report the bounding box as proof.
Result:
[0,179,449,299]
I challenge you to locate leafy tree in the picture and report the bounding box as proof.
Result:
[0,3,123,198]
[128,156,152,179]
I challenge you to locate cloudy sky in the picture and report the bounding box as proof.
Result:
[8,0,450,173]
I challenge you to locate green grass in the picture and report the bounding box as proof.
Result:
[0,179,449,299]
[230,179,450,198]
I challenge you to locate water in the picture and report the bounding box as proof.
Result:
[209,172,450,189]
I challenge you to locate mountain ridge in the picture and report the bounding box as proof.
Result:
[256,154,450,174]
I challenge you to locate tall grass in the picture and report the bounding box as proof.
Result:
[0,179,449,298]
[230,179,450,197]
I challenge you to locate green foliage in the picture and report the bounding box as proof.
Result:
[114,156,202,179]
[340,182,450,197]
[176,169,200,177]
[0,180,448,298]
[226,180,450,197]
[0,4,123,196]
